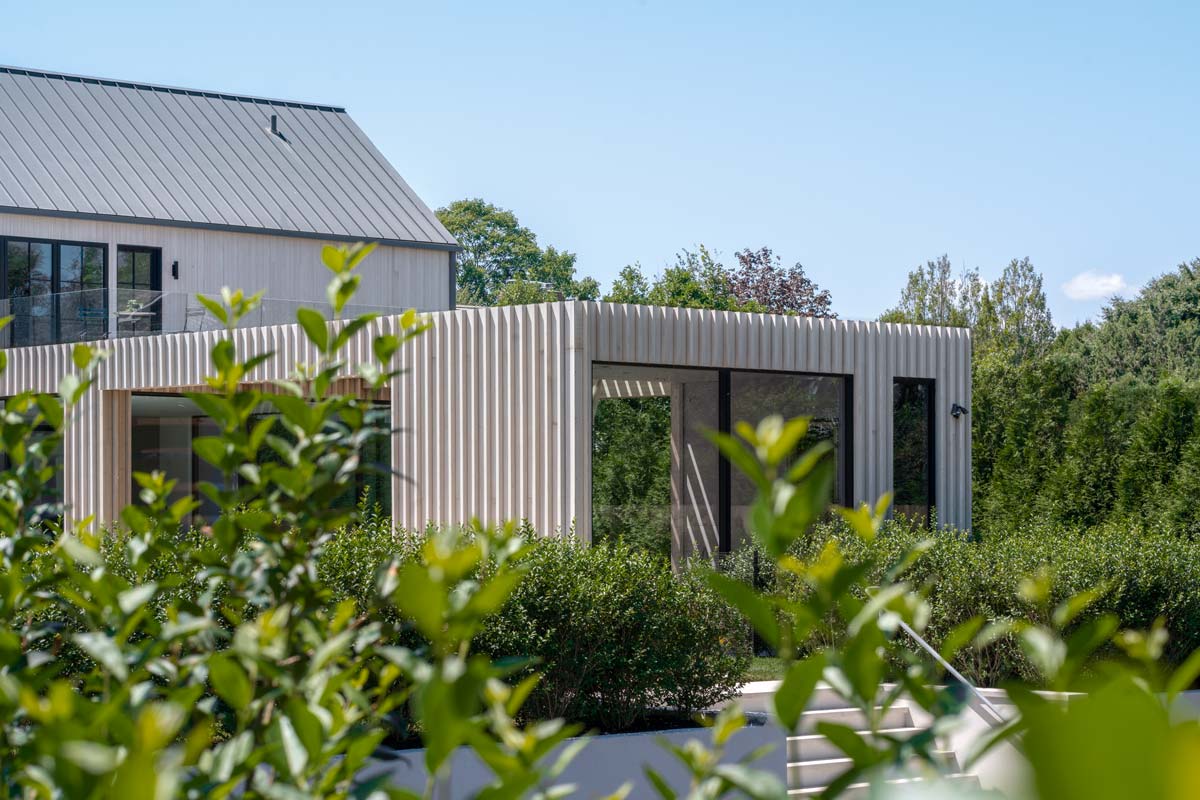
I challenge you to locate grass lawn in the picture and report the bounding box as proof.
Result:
[743,656,786,682]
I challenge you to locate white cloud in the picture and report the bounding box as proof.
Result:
[1062,271,1128,301]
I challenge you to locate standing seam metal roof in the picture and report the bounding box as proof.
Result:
[0,66,458,250]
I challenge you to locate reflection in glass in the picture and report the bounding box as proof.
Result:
[131,394,392,527]
[730,372,847,549]
[60,245,82,284]
[893,379,933,526]
[590,364,720,565]
[2,239,108,345]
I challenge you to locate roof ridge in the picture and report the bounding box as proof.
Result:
[0,64,346,113]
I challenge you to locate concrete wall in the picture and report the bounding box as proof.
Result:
[360,721,786,798]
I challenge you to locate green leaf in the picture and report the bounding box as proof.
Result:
[774,654,826,732]
[815,722,875,763]
[296,307,329,351]
[711,763,787,799]
[196,294,228,326]
[764,417,810,466]
[72,343,95,370]
[277,715,308,778]
[939,616,984,664]
[118,583,158,614]
[208,654,253,710]
[644,768,676,800]
[191,436,229,467]
[391,562,448,644]
[73,632,129,681]
[1168,647,1200,697]
[1053,586,1109,628]
[62,741,125,774]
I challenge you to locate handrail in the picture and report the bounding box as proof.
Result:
[896,619,1012,730]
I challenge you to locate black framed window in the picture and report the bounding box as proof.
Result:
[1,237,107,346]
[590,362,853,561]
[893,378,935,527]
[131,393,392,527]
[116,246,162,334]
[728,370,851,551]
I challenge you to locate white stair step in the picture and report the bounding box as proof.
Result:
[787,752,960,790]
[787,727,924,761]
[788,773,980,798]
[738,683,864,714]
[795,705,912,734]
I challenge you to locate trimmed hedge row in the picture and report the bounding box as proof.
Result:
[319,525,748,733]
[724,516,1200,686]
[99,522,746,735]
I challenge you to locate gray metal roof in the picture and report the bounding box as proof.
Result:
[0,66,457,250]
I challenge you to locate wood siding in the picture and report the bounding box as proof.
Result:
[392,302,972,538]
[0,300,971,535]
[0,212,454,312]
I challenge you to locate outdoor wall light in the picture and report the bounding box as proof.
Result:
[950,403,969,419]
[171,260,179,280]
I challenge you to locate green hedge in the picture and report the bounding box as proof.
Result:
[320,525,748,733]
[723,517,1200,687]
[98,522,747,735]
[474,537,746,731]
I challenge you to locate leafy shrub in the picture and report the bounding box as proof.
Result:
[476,537,748,732]
[721,516,1200,687]
[320,524,748,734]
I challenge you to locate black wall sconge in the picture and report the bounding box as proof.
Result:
[171,260,179,280]
[950,402,969,419]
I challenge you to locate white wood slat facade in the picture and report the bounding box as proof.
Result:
[392,302,972,537]
[0,300,971,536]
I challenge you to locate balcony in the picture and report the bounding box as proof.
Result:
[0,288,405,348]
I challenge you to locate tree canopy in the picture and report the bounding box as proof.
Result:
[881,253,1200,535]
[604,245,836,317]
[436,198,599,305]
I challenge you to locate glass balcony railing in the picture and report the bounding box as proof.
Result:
[0,288,408,348]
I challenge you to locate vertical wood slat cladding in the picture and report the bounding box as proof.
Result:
[0,300,969,535]
[389,302,589,537]
[0,212,454,313]
[391,302,971,539]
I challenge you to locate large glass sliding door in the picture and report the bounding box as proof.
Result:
[591,363,851,562]
[1,238,106,346]
[729,372,850,550]
[131,394,392,527]
[116,246,162,334]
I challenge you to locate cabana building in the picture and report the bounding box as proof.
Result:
[0,66,971,562]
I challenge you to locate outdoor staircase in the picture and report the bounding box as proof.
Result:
[787,704,980,796]
[741,683,989,797]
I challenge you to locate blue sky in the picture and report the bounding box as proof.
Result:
[3,1,1197,324]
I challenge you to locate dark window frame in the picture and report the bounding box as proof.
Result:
[116,245,163,334]
[0,236,108,344]
[892,377,936,527]
[590,360,855,554]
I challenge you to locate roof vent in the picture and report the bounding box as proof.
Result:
[268,114,288,142]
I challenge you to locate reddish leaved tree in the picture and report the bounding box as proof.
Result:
[730,247,836,317]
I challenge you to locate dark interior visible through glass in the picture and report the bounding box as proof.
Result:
[729,372,849,550]
[130,394,392,527]
[892,378,934,526]
[116,246,162,334]
[0,237,106,345]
